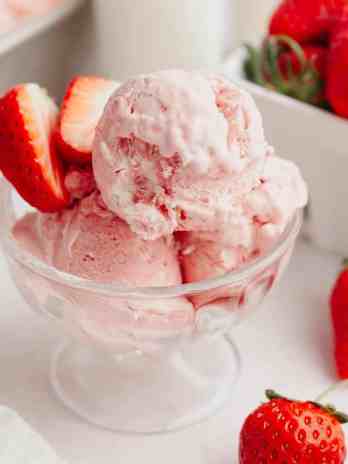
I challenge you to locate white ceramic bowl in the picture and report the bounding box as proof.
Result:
[223,48,348,255]
[0,0,86,98]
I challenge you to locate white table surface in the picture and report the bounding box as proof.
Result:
[0,238,341,463]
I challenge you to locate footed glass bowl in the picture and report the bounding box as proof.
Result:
[0,179,302,434]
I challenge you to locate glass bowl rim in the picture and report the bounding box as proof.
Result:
[0,179,302,299]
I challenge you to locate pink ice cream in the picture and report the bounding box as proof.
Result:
[178,156,307,307]
[92,70,307,307]
[93,71,270,240]
[12,69,307,318]
[0,0,63,35]
[64,165,96,201]
[13,192,195,344]
[14,192,183,286]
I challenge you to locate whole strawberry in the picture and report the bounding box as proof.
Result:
[326,17,348,118]
[330,262,348,378]
[239,390,347,463]
[0,84,69,213]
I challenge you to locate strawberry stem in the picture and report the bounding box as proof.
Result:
[265,389,286,401]
[332,411,348,424]
[316,404,348,424]
[266,389,348,424]
[272,35,307,71]
[244,35,324,106]
[244,44,264,86]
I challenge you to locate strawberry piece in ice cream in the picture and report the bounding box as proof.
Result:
[93,70,270,240]
[64,165,96,201]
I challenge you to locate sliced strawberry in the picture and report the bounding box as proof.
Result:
[56,76,119,164]
[0,84,69,213]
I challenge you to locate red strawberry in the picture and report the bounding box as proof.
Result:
[240,390,347,464]
[0,84,69,212]
[330,261,348,378]
[269,0,348,44]
[326,18,348,118]
[278,45,328,80]
[56,76,119,164]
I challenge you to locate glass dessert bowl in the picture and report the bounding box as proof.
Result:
[0,179,303,434]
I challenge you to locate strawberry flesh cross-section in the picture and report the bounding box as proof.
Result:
[56,76,119,164]
[0,84,69,212]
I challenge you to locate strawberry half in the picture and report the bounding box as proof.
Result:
[0,84,69,213]
[56,76,119,164]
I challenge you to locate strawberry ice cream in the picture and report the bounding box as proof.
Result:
[0,68,310,436]
[64,165,96,200]
[93,71,270,241]
[2,69,307,320]
[178,156,307,307]
[13,192,183,286]
[13,191,195,343]
[90,69,307,307]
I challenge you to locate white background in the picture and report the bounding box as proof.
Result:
[236,0,279,43]
[72,0,280,80]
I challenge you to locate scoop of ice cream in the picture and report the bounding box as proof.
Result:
[179,155,307,307]
[14,192,183,286]
[13,192,195,349]
[93,70,270,240]
[244,157,307,234]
